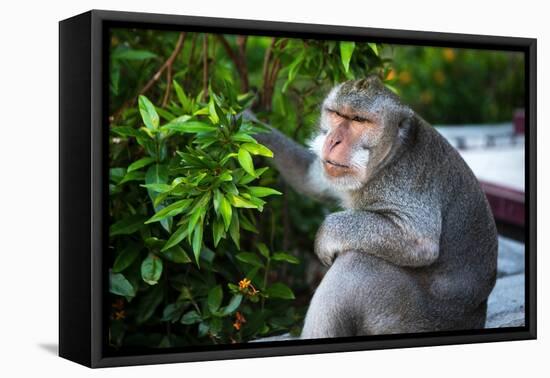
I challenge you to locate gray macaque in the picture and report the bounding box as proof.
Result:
[255,76,498,338]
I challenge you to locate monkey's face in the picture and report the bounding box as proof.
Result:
[309,78,407,190]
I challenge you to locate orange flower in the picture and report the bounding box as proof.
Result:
[114,310,126,320]
[239,278,251,290]
[233,311,247,331]
[386,69,396,81]
[236,312,246,323]
[233,311,246,331]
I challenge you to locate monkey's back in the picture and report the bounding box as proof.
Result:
[395,120,498,310]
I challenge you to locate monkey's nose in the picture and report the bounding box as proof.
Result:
[328,138,342,152]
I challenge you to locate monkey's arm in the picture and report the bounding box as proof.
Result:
[255,127,336,200]
[315,209,441,267]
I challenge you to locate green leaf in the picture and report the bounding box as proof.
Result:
[229,194,258,209]
[272,252,300,264]
[240,214,258,233]
[229,209,240,249]
[187,203,206,237]
[257,243,270,259]
[136,284,164,324]
[241,143,273,157]
[384,83,399,94]
[110,215,147,237]
[109,272,136,297]
[237,148,255,177]
[138,95,160,130]
[160,245,191,264]
[219,195,232,230]
[162,303,185,322]
[145,199,193,224]
[239,167,268,184]
[111,126,143,138]
[156,107,176,122]
[208,285,223,313]
[235,252,263,268]
[266,283,295,300]
[198,322,210,337]
[141,253,163,285]
[140,183,173,193]
[173,80,191,111]
[145,164,171,232]
[162,223,189,251]
[192,221,203,264]
[119,171,145,184]
[220,152,238,166]
[109,167,126,184]
[127,157,155,173]
[181,310,202,325]
[212,217,225,247]
[218,171,233,182]
[231,132,257,143]
[368,42,379,56]
[283,51,305,93]
[339,41,356,73]
[213,189,223,214]
[112,244,140,273]
[247,186,282,198]
[163,120,216,134]
[208,96,221,124]
[112,49,157,61]
[221,182,239,195]
[221,294,243,316]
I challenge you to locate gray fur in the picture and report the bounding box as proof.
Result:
[256,76,498,337]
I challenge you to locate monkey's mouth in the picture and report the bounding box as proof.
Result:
[323,159,354,177]
[324,159,350,169]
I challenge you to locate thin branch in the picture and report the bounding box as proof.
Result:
[261,38,287,110]
[141,32,186,94]
[216,35,249,92]
[202,34,209,101]
[161,67,173,107]
[110,32,186,122]
[261,38,276,108]
[236,36,249,92]
[263,57,281,110]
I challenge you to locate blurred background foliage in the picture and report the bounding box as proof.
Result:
[388,46,524,124]
[108,28,524,350]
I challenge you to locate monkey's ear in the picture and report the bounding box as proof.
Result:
[397,108,417,142]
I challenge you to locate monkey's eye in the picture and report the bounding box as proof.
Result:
[352,116,369,123]
[326,108,343,117]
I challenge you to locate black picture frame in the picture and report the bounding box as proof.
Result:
[59,9,537,368]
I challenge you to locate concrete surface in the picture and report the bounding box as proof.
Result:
[486,236,525,328]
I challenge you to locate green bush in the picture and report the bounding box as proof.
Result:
[108,30,387,348]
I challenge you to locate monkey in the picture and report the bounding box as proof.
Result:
[254,75,498,338]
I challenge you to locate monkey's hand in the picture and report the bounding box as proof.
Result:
[314,209,441,267]
[314,212,352,266]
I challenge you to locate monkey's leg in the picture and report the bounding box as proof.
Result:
[300,266,357,339]
[302,251,435,338]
